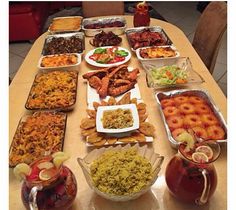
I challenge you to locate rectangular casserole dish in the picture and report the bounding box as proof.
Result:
[155,89,227,148]
[9,111,67,167]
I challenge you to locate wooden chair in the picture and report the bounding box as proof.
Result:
[192,1,227,74]
[82,1,124,18]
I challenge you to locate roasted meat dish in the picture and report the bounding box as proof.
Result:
[44,36,83,55]
[83,64,139,98]
[89,31,122,47]
[127,28,169,50]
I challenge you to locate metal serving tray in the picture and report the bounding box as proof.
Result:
[9,111,67,167]
[82,16,127,37]
[48,16,83,34]
[155,89,227,149]
[125,26,173,51]
[42,32,85,55]
[25,70,78,111]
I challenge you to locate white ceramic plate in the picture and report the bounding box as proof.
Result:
[86,67,141,104]
[86,99,153,147]
[85,46,131,67]
[96,104,139,133]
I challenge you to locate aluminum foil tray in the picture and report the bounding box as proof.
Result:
[155,89,227,148]
[82,16,127,37]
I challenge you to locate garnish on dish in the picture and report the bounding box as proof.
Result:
[89,46,129,64]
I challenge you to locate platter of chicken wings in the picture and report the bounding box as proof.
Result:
[83,64,141,104]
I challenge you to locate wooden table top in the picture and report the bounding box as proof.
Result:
[9,15,227,210]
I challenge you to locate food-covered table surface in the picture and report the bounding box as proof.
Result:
[9,15,227,210]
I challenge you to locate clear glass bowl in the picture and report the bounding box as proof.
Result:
[141,57,205,89]
[77,144,164,202]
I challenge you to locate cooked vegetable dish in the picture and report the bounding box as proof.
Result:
[44,36,83,55]
[90,148,153,195]
[9,112,66,167]
[41,54,78,67]
[102,108,133,129]
[26,71,78,110]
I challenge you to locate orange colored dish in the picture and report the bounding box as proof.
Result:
[49,17,82,32]
[25,70,78,110]
[139,46,177,59]
[40,54,78,68]
[9,112,66,167]
[160,95,226,141]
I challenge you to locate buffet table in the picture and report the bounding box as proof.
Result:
[9,15,227,210]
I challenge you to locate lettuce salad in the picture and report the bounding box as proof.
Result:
[149,65,188,85]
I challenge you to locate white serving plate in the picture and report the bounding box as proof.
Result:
[96,104,139,133]
[37,53,81,71]
[86,67,141,104]
[136,45,180,61]
[85,99,153,147]
[85,46,131,67]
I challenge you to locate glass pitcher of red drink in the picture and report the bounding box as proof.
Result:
[133,2,150,27]
[14,153,77,210]
[165,140,220,205]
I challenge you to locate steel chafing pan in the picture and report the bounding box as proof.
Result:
[125,26,173,52]
[42,32,85,55]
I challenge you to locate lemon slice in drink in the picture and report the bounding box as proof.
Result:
[39,168,57,181]
[13,163,31,180]
[196,146,213,160]
[37,161,54,170]
[53,152,70,168]
[192,152,209,163]
[176,132,195,151]
[52,151,68,159]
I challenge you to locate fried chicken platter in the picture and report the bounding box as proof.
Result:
[83,64,141,103]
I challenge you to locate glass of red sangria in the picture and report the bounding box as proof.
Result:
[165,135,220,205]
[14,152,77,210]
[133,1,150,27]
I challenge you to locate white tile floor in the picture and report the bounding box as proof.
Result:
[9,2,227,96]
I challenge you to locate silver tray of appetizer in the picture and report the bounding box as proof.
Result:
[42,32,85,55]
[82,16,127,37]
[125,26,173,51]
[155,89,227,148]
